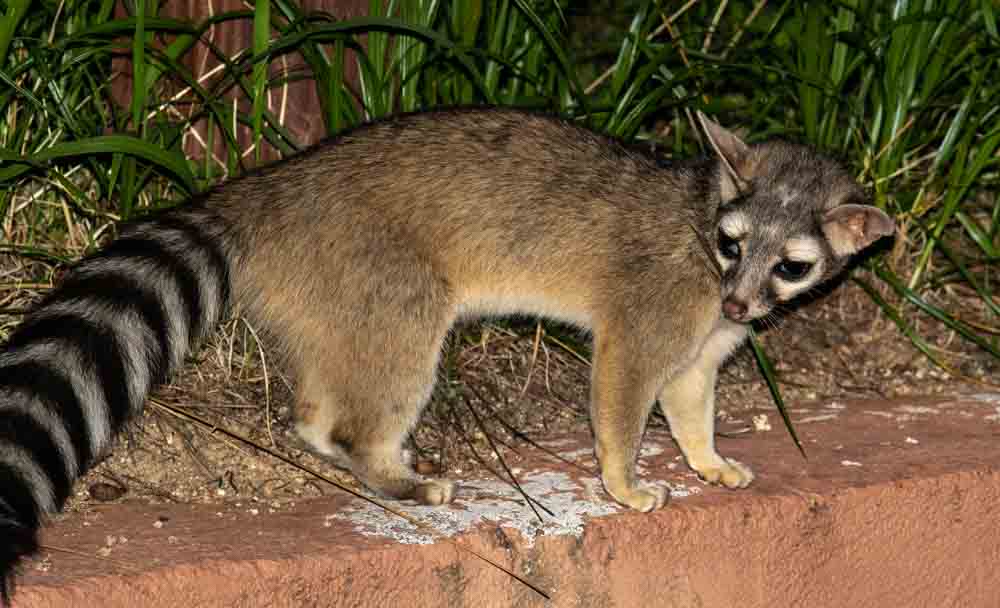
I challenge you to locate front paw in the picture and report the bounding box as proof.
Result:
[694,457,754,489]
[605,481,669,512]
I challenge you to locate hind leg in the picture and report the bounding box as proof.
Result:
[294,323,455,505]
[347,425,455,506]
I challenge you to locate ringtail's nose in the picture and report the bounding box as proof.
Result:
[722,297,749,322]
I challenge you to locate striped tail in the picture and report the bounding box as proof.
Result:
[0,207,231,600]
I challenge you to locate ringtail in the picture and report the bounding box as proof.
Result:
[0,107,894,595]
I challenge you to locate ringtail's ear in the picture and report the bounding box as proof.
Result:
[821,204,896,257]
[697,111,751,202]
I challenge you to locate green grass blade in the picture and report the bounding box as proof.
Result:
[1,136,195,193]
[954,210,997,258]
[852,275,955,371]
[748,328,806,459]
[922,224,1000,317]
[251,0,271,162]
[875,265,1000,359]
[510,0,588,116]
[0,0,32,69]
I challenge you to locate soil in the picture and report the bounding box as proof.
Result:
[15,276,986,518]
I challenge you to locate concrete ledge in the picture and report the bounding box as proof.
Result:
[16,394,1000,607]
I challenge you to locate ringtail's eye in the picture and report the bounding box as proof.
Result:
[718,229,741,261]
[774,260,813,281]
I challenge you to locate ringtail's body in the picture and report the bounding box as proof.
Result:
[0,107,893,595]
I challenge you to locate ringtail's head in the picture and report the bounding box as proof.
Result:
[697,112,895,324]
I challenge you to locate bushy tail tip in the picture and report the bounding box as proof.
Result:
[0,514,39,606]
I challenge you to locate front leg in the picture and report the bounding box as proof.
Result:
[590,333,668,512]
[658,358,753,488]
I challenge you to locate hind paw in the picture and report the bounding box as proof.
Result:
[414,478,456,506]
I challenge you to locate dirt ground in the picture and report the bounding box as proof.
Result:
[16,277,983,517]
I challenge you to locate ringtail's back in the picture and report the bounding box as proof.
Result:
[0,107,893,597]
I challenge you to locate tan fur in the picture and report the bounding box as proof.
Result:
[190,108,893,510]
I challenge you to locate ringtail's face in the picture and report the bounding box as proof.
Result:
[697,113,896,324]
